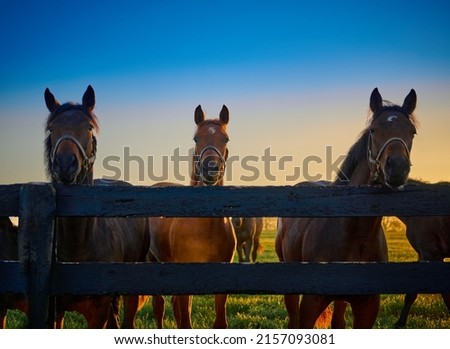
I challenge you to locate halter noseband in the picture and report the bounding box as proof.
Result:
[194,145,228,185]
[50,134,96,183]
[367,133,411,183]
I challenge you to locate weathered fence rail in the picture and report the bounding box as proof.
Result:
[1,182,450,328]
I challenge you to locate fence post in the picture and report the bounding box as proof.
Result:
[18,183,56,329]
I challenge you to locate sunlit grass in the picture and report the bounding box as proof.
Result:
[5,217,449,328]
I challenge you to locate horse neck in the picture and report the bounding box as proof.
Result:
[346,159,373,186]
[339,155,385,254]
[55,167,95,261]
[56,216,96,261]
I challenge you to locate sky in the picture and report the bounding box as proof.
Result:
[1,0,449,186]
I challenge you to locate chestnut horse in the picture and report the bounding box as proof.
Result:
[394,180,450,327]
[0,217,28,328]
[44,86,149,328]
[149,105,236,329]
[231,217,263,262]
[276,88,418,328]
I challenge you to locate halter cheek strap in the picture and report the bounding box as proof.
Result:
[51,135,96,182]
[367,133,411,183]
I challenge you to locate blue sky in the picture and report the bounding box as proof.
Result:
[1,0,449,185]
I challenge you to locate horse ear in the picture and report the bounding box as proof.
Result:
[219,105,229,125]
[402,89,417,115]
[370,88,383,114]
[44,88,60,113]
[194,105,205,125]
[82,85,95,112]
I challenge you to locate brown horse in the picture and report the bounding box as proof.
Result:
[44,86,149,328]
[394,180,450,327]
[0,217,28,328]
[149,105,236,329]
[231,217,263,262]
[275,88,418,328]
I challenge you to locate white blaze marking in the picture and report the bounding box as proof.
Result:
[208,126,217,134]
[387,115,398,122]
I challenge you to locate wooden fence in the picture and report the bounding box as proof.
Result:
[1,182,450,328]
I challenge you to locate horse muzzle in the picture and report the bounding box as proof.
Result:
[52,153,81,184]
[383,155,410,188]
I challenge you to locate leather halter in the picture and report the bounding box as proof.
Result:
[194,145,228,185]
[367,133,411,183]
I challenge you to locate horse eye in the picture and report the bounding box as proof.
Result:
[193,137,198,143]
[369,128,375,134]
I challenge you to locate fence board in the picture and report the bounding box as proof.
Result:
[1,182,450,329]
[0,261,26,292]
[53,183,450,217]
[50,261,450,295]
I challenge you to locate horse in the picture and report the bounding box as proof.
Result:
[394,179,450,327]
[148,105,236,329]
[231,217,263,262]
[0,217,28,328]
[275,88,418,328]
[44,86,150,328]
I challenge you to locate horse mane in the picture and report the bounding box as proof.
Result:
[334,100,418,185]
[44,102,100,178]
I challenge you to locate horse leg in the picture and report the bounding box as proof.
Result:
[213,294,228,329]
[252,238,260,262]
[121,295,148,329]
[351,295,380,329]
[54,297,65,329]
[152,295,165,329]
[171,296,182,328]
[441,293,450,313]
[83,296,114,329]
[331,301,347,329]
[244,239,252,262]
[106,295,120,329]
[173,295,192,329]
[237,243,244,263]
[284,294,300,328]
[54,310,65,329]
[298,295,331,329]
[0,305,6,329]
[395,293,418,328]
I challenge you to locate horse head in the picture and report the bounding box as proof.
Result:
[192,105,230,186]
[44,86,99,184]
[367,88,417,188]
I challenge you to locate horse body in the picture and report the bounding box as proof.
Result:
[44,86,149,328]
[149,105,236,329]
[395,180,450,327]
[0,217,28,328]
[276,88,418,328]
[232,217,263,262]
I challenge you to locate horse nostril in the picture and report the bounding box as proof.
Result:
[385,156,410,187]
[54,154,78,173]
[386,157,392,166]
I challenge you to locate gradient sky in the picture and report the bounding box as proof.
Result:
[1,0,449,186]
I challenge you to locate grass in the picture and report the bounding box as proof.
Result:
[5,217,450,329]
